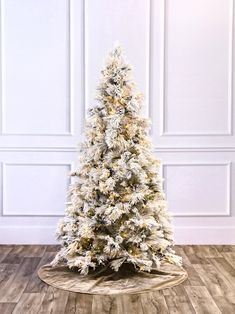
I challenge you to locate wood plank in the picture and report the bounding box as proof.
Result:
[178,263,204,286]
[140,291,169,313]
[213,294,235,313]
[91,295,118,314]
[163,284,196,313]
[1,254,24,264]
[193,245,222,258]
[38,286,69,313]
[0,257,41,303]
[184,286,222,314]
[193,263,234,297]
[23,245,46,257]
[12,293,44,314]
[0,263,19,283]
[114,295,127,314]
[182,245,195,255]
[0,263,20,292]
[182,246,211,265]
[0,245,13,263]
[45,245,60,253]
[167,247,192,288]
[163,282,187,296]
[0,303,16,314]
[120,294,144,314]
[175,247,192,266]
[210,257,235,289]
[0,245,15,250]
[24,251,55,293]
[164,295,196,313]
[7,245,46,257]
[221,252,235,269]
[213,245,235,253]
[64,292,93,314]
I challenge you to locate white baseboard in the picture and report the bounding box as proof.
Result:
[0,226,57,245]
[0,226,234,245]
[174,226,235,244]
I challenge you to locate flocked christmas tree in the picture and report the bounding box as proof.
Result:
[51,43,183,275]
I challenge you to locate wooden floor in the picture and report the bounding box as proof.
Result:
[0,245,234,314]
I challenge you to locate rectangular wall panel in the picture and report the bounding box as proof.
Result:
[1,0,71,135]
[2,163,71,215]
[162,0,233,135]
[162,162,231,216]
[85,0,150,117]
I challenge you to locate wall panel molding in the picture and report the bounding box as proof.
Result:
[1,146,235,152]
[0,0,73,136]
[162,162,232,217]
[160,0,234,137]
[1,162,72,216]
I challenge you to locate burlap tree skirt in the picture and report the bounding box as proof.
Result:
[38,262,188,295]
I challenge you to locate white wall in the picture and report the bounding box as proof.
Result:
[0,0,234,244]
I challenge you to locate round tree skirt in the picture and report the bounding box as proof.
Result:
[38,262,188,295]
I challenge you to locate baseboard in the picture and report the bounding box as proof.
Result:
[174,226,235,244]
[0,226,57,244]
[0,226,234,245]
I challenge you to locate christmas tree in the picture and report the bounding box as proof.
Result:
[51,43,182,275]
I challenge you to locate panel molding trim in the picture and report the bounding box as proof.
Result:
[1,162,73,216]
[1,146,235,152]
[0,0,74,136]
[161,161,232,216]
[159,0,234,137]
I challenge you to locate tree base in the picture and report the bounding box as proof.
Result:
[38,261,188,295]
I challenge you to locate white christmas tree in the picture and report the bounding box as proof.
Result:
[51,43,182,275]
